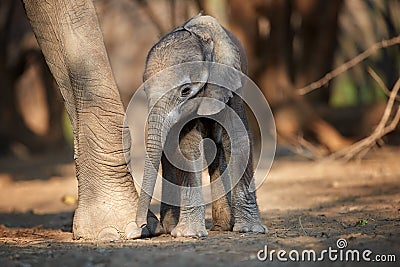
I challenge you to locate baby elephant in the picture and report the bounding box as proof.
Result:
[135,15,267,237]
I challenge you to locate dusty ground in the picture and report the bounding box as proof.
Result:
[0,147,399,266]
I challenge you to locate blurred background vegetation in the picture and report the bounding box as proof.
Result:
[0,0,399,159]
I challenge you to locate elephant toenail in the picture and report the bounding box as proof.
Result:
[252,224,267,233]
[125,222,142,239]
[240,226,250,232]
[98,227,120,241]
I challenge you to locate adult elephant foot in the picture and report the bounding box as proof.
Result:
[72,166,162,241]
[73,188,161,241]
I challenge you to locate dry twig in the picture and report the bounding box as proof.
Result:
[298,216,308,236]
[368,67,400,101]
[297,35,400,95]
[328,77,400,161]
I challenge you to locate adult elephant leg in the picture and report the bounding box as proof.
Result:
[171,122,207,237]
[23,0,160,240]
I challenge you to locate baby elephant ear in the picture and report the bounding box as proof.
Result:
[183,15,242,72]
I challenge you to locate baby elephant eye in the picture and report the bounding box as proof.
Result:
[180,84,192,97]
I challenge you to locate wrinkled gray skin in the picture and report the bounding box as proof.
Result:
[136,15,267,237]
[22,0,161,240]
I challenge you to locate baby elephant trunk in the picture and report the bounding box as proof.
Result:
[136,113,168,228]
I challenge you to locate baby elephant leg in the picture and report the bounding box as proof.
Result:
[230,152,267,233]
[208,126,233,231]
[171,125,207,237]
[172,169,207,237]
[160,154,180,234]
[222,99,267,234]
[209,154,233,230]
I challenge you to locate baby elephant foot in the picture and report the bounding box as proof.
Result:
[232,189,267,234]
[232,206,268,233]
[171,222,208,237]
[233,204,267,234]
[233,221,268,234]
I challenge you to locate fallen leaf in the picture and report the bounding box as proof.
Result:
[61,195,78,206]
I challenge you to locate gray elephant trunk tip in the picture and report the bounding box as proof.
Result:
[136,191,150,228]
[136,218,147,229]
[136,206,148,228]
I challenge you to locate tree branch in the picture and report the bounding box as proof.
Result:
[328,77,400,161]
[368,67,400,101]
[297,35,400,95]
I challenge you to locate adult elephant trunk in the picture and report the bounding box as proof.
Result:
[136,110,170,228]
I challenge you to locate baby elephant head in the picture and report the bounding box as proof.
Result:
[136,15,245,228]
